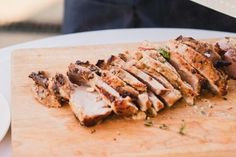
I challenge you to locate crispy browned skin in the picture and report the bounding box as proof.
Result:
[168,41,227,96]
[67,61,138,116]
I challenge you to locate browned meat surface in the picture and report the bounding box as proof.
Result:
[176,35,221,64]
[216,38,236,79]
[67,62,138,116]
[168,41,227,96]
[29,71,71,108]
[135,58,182,106]
[135,51,196,105]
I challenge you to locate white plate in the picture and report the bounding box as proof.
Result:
[0,94,10,142]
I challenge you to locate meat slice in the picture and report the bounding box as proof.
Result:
[29,71,71,108]
[97,63,152,112]
[135,60,182,106]
[148,91,164,112]
[216,38,236,79]
[70,86,112,126]
[67,62,138,116]
[130,51,196,105]
[156,48,206,94]
[176,35,221,64]
[107,55,168,96]
[107,56,166,111]
[168,41,227,96]
[109,66,147,92]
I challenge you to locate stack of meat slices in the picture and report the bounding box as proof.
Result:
[29,36,236,127]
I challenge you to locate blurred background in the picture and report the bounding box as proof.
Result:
[0,0,235,48]
[0,0,63,48]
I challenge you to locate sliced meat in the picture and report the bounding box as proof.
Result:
[101,70,139,99]
[109,66,147,92]
[135,60,182,106]
[67,62,138,116]
[133,51,196,105]
[97,60,151,111]
[148,91,164,112]
[176,35,221,64]
[70,86,112,126]
[107,55,168,96]
[216,38,236,79]
[29,71,71,108]
[168,41,227,96]
[157,48,206,94]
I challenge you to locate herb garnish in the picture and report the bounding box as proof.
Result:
[178,120,186,136]
[159,124,168,130]
[159,48,170,60]
[144,118,153,127]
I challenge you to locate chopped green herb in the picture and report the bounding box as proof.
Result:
[178,120,186,136]
[159,124,168,130]
[144,119,153,127]
[159,48,170,60]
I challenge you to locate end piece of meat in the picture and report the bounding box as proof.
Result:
[29,71,71,108]
[70,87,112,127]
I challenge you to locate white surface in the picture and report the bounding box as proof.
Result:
[0,28,236,157]
[0,94,10,142]
[191,0,236,18]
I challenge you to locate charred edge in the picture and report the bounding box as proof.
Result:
[96,59,106,69]
[214,60,232,68]
[75,60,90,67]
[89,65,101,76]
[51,74,69,105]
[107,55,117,66]
[28,71,49,88]
[116,86,137,99]
[95,85,116,103]
[118,53,128,62]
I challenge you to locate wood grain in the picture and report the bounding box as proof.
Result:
[11,42,236,157]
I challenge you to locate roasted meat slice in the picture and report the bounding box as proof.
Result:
[109,66,147,92]
[100,71,139,99]
[131,51,196,105]
[29,71,71,108]
[97,63,151,111]
[157,48,206,94]
[70,86,112,126]
[67,62,138,116]
[176,35,221,64]
[216,38,236,79]
[135,61,182,106]
[148,91,164,112]
[97,60,153,111]
[107,55,168,96]
[168,41,227,96]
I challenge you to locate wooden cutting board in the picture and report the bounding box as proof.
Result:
[11,41,236,157]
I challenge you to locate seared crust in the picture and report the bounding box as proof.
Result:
[136,52,196,105]
[29,71,71,108]
[168,41,227,96]
[67,62,138,116]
